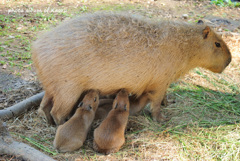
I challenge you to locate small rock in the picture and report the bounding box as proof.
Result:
[2,64,7,69]
[9,35,15,39]
[182,14,188,19]
[218,28,223,32]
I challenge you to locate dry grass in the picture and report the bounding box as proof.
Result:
[1,0,240,160]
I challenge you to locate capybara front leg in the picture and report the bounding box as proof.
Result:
[50,90,82,125]
[38,92,55,125]
[149,90,169,122]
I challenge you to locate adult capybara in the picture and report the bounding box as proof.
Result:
[32,12,232,125]
[53,90,99,152]
[93,89,129,154]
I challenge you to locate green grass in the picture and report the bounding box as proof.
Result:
[134,76,240,160]
[0,11,70,72]
[211,0,240,7]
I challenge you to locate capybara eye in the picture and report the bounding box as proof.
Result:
[215,42,221,48]
[124,105,127,111]
[94,97,97,102]
[115,103,118,109]
[78,101,83,107]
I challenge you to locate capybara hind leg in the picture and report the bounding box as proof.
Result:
[51,90,82,125]
[38,93,55,125]
[129,94,149,116]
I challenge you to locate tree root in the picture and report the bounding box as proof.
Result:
[0,92,44,120]
[0,121,55,161]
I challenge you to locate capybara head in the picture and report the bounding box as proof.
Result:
[113,89,130,111]
[78,90,100,112]
[196,23,231,73]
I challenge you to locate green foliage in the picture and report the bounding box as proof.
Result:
[211,0,240,7]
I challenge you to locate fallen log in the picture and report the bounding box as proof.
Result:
[0,92,44,120]
[0,121,56,161]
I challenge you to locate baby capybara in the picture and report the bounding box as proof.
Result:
[93,89,129,154]
[53,90,99,152]
[32,13,231,125]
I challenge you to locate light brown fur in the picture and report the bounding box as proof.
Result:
[93,89,129,154]
[32,12,231,125]
[53,90,99,152]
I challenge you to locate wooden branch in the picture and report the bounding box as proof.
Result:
[0,92,44,120]
[0,121,56,161]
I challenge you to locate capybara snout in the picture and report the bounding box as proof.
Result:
[78,90,99,111]
[113,89,129,111]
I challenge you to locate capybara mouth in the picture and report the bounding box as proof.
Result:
[225,57,232,68]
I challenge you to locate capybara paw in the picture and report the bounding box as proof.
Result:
[50,111,66,125]
[37,108,45,117]
[161,97,168,106]
[152,111,169,123]
[38,109,56,125]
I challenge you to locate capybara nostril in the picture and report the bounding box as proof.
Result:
[88,105,92,111]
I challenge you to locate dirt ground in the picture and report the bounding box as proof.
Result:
[0,0,240,160]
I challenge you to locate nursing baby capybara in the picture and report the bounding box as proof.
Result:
[32,12,232,125]
[93,89,129,154]
[53,90,99,152]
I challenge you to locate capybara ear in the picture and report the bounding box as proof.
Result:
[203,26,211,39]
[78,101,83,107]
[197,20,204,25]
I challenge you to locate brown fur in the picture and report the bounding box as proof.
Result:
[94,99,114,121]
[95,94,150,120]
[93,89,129,154]
[53,90,99,152]
[32,12,231,125]
[129,93,150,116]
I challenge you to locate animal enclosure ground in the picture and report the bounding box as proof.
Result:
[0,0,240,160]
